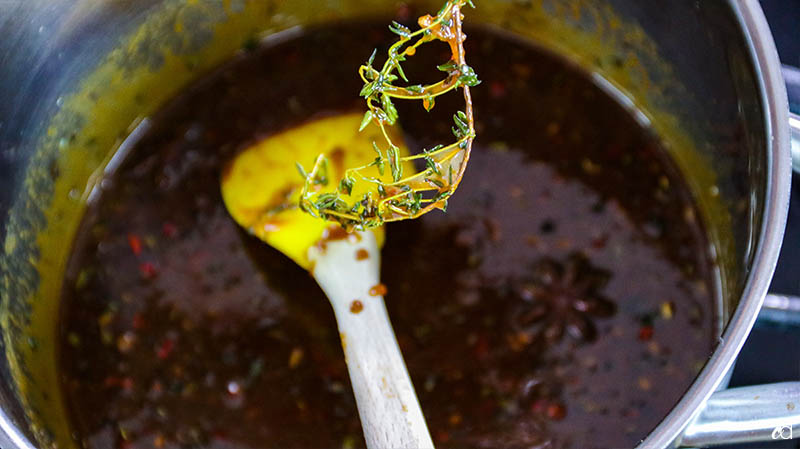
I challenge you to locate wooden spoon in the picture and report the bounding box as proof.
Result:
[220,113,434,449]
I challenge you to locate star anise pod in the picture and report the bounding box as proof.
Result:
[511,252,615,343]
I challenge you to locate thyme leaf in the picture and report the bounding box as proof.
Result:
[339,175,355,195]
[458,64,481,86]
[359,110,374,131]
[295,161,307,179]
[387,146,403,182]
[388,21,412,38]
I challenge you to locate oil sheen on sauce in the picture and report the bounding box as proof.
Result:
[58,21,717,449]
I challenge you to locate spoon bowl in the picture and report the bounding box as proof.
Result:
[220,113,434,448]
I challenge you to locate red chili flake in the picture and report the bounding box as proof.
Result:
[483,217,502,242]
[530,398,548,413]
[478,398,497,418]
[472,334,490,361]
[189,250,210,271]
[605,144,624,159]
[308,351,340,378]
[546,402,567,420]
[621,407,640,418]
[139,262,158,279]
[638,325,654,341]
[157,338,174,360]
[395,3,411,21]
[212,430,229,441]
[435,430,450,443]
[127,234,142,256]
[132,313,144,330]
[162,222,178,238]
[104,376,120,387]
[121,377,134,391]
[591,234,609,249]
[285,50,300,67]
[489,80,507,99]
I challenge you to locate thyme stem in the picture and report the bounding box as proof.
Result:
[299,0,479,231]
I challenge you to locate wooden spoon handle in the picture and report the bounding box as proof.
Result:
[309,231,434,449]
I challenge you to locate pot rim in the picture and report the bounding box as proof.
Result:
[0,412,34,449]
[638,0,793,447]
[0,1,792,448]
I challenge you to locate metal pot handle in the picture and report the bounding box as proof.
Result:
[791,112,799,172]
[684,64,800,446]
[680,67,800,447]
[784,65,800,172]
[681,381,800,446]
[679,294,800,447]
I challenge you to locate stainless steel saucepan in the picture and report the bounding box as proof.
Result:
[1,0,799,447]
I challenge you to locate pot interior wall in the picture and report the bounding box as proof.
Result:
[0,0,766,447]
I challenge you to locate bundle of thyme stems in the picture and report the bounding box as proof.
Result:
[298,0,479,230]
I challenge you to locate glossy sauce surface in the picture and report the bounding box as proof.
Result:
[59,22,716,449]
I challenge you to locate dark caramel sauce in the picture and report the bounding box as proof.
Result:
[58,22,716,449]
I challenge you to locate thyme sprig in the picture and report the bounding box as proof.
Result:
[299,0,479,231]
